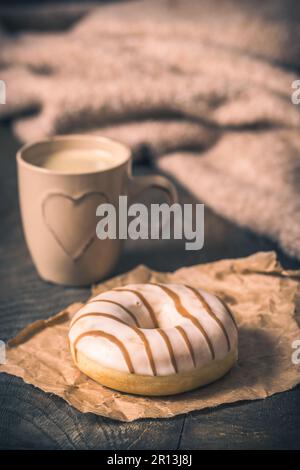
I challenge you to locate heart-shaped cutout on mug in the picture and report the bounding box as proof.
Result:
[42,191,108,261]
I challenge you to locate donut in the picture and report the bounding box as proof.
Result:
[69,283,238,396]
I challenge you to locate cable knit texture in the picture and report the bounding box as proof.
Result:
[1,0,300,258]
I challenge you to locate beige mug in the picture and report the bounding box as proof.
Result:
[17,135,177,286]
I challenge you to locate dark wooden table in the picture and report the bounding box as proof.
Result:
[1,121,300,450]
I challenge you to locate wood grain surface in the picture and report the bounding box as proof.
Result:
[0,122,300,449]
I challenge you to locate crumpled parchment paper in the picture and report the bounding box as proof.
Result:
[1,251,300,421]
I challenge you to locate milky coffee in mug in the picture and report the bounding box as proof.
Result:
[17,135,177,286]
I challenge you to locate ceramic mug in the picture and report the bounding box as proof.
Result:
[17,135,177,286]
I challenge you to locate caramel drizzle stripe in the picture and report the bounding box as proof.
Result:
[71,312,157,376]
[218,297,238,330]
[175,325,196,368]
[157,329,178,373]
[73,329,135,374]
[185,285,231,351]
[114,288,159,328]
[152,283,215,360]
[86,298,140,327]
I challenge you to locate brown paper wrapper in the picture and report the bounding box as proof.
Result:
[1,251,300,421]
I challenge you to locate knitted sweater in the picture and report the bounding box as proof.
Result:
[1,0,300,259]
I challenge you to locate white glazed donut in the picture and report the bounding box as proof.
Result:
[69,283,238,395]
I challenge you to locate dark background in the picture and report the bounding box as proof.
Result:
[1,0,300,450]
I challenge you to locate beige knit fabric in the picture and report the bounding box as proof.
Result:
[1,0,300,258]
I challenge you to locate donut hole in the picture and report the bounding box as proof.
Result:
[127,301,186,330]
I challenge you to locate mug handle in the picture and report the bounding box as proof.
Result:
[129,174,178,205]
